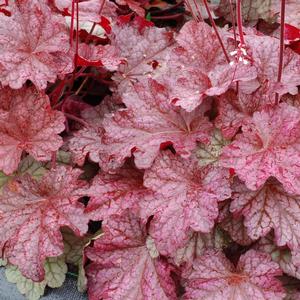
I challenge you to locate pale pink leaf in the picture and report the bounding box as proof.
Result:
[100,79,213,170]
[215,90,263,139]
[68,97,116,166]
[85,211,177,300]
[183,249,285,300]
[221,103,300,194]
[160,21,257,112]
[54,0,117,23]
[272,0,300,28]
[78,43,123,71]
[111,21,175,93]
[142,151,231,255]
[231,178,300,250]
[244,33,300,99]
[0,86,65,175]
[85,162,155,220]
[0,166,89,281]
[255,235,300,280]
[0,0,73,89]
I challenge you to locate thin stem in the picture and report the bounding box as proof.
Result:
[70,0,75,45]
[275,0,286,104]
[192,0,203,21]
[236,0,245,45]
[51,152,57,169]
[64,112,90,127]
[229,0,237,47]
[184,0,199,21]
[202,0,230,63]
[229,0,238,92]
[75,76,89,95]
[151,13,184,20]
[75,0,79,61]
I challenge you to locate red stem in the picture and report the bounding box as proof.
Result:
[275,0,286,104]
[70,0,75,45]
[75,0,79,62]
[51,152,57,169]
[229,0,238,47]
[202,0,230,63]
[236,0,245,45]
[192,0,203,21]
[184,0,199,21]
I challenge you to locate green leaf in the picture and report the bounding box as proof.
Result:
[77,261,87,293]
[0,156,46,192]
[62,228,103,292]
[44,256,67,288]
[5,255,67,300]
[0,172,10,189]
[17,156,46,179]
[146,12,151,21]
[196,129,229,166]
[5,265,47,300]
[0,258,7,266]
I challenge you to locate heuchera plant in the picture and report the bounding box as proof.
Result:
[0,0,300,299]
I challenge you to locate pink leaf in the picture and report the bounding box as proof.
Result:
[85,211,177,300]
[244,32,300,99]
[172,228,230,267]
[231,178,300,250]
[142,151,231,255]
[221,103,300,194]
[215,89,265,139]
[160,21,257,112]
[115,0,145,16]
[77,43,123,71]
[255,234,300,280]
[68,97,116,166]
[0,166,89,281]
[0,0,73,89]
[218,200,253,246]
[183,249,285,300]
[110,20,174,93]
[85,162,155,220]
[100,79,213,170]
[0,86,65,175]
[54,0,116,23]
